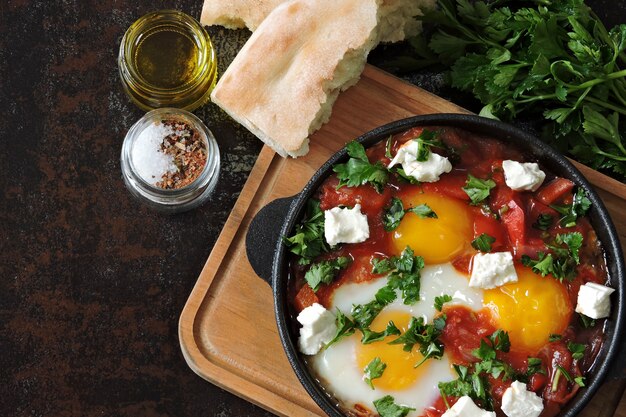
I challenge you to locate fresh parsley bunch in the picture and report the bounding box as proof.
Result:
[396,0,626,181]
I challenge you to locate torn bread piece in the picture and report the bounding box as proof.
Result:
[200,0,287,31]
[200,0,435,43]
[211,0,382,157]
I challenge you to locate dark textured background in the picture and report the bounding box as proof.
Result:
[0,1,621,416]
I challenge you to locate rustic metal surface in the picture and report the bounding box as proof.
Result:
[0,0,621,416]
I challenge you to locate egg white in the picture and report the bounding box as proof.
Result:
[310,263,484,416]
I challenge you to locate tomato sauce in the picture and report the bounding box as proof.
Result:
[288,126,609,417]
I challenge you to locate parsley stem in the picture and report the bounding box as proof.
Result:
[552,368,562,392]
[585,96,626,117]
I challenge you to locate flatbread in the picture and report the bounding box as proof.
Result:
[200,0,287,31]
[210,0,382,157]
[200,0,434,42]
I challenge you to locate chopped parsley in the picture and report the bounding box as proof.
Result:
[526,357,545,378]
[333,141,389,193]
[533,213,554,231]
[372,247,425,305]
[439,330,514,411]
[414,129,443,162]
[364,357,386,389]
[382,197,437,231]
[434,294,453,312]
[567,342,586,360]
[325,310,356,348]
[304,257,350,292]
[471,233,496,252]
[463,174,496,205]
[550,188,592,227]
[521,232,584,281]
[549,334,563,342]
[389,315,447,367]
[579,313,597,328]
[283,199,328,265]
[373,395,415,417]
[361,321,401,345]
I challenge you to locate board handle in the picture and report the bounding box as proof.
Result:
[246,196,296,286]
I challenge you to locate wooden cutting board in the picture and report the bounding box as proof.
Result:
[179,65,626,417]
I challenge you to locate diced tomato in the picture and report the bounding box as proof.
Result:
[421,171,470,201]
[540,342,579,405]
[501,198,526,251]
[452,253,473,275]
[515,237,548,259]
[537,178,575,205]
[294,284,319,312]
[440,306,496,364]
[473,213,507,251]
[529,372,548,392]
[528,197,559,226]
[318,176,391,216]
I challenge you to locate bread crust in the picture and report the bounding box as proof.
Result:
[210,0,381,157]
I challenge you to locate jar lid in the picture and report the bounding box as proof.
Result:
[121,108,220,213]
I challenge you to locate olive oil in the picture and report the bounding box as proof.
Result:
[118,10,218,111]
[135,28,199,89]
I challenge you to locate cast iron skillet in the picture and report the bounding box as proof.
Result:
[246,114,626,417]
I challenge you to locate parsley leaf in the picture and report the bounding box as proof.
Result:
[526,357,545,378]
[284,199,328,265]
[414,129,443,162]
[304,257,350,292]
[549,334,563,342]
[373,395,415,417]
[434,294,453,311]
[364,357,387,389]
[567,342,586,360]
[382,197,437,231]
[522,232,583,281]
[393,0,626,181]
[361,321,402,344]
[463,174,496,205]
[533,213,554,231]
[471,233,496,252]
[575,376,586,387]
[407,204,438,219]
[382,197,406,232]
[550,188,592,227]
[389,315,447,367]
[579,313,597,328]
[325,309,356,348]
[333,141,389,193]
[372,247,425,305]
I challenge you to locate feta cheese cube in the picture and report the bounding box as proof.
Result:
[441,396,496,417]
[388,140,452,183]
[324,204,369,246]
[502,160,546,192]
[469,252,518,289]
[297,303,337,355]
[501,381,544,417]
[575,282,615,319]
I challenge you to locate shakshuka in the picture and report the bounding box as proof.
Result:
[285,126,614,417]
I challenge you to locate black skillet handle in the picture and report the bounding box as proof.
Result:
[246,196,296,286]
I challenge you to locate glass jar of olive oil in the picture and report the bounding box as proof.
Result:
[118,10,218,111]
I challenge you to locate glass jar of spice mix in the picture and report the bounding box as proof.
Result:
[118,10,218,111]
[121,108,220,213]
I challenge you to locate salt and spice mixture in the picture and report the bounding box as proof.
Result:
[131,119,207,189]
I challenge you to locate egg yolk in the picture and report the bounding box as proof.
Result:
[391,191,472,264]
[356,310,433,391]
[484,266,572,354]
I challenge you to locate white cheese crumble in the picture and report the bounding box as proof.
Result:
[324,204,369,246]
[502,160,546,192]
[441,396,496,417]
[575,282,615,319]
[501,381,544,417]
[387,140,452,183]
[469,252,518,289]
[297,303,337,355]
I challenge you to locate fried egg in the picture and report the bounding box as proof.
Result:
[310,264,483,414]
[391,191,473,264]
[484,265,572,354]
